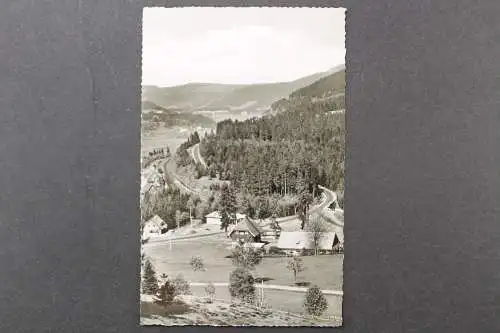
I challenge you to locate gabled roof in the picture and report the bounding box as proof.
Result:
[333,226,344,244]
[230,217,262,237]
[146,215,165,228]
[277,231,338,250]
[205,211,221,218]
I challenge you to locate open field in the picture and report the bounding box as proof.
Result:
[144,234,343,291]
[141,126,213,155]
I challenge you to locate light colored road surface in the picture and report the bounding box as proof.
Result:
[190,282,342,296]
[190,143,207,168]
[161,158,201,196]
[317,185,344,227]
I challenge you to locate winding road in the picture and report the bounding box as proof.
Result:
[190,143,207,168]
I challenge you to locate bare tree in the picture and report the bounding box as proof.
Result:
[175,210,181,229]
[205,282,216,303]
[286,256,305,283]
[306,215,327,256]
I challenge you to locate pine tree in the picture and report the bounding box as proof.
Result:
[229,268,256,304]
[142,259,159,295]
[304,285,328,317]
[155,279,176,306]
[219,184,237,231]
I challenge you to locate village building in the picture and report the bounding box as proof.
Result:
[204,211,246,226]
[259,219,282,243]
[276,231,342,255]
[228,217,263,243]
[142,215,167,238]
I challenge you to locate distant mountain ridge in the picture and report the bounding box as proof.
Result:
[141,100,215,130]
[269,66,345,115]
[141,66,344,112]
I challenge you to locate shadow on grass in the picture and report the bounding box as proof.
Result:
[295,281,311,287]
[255,277,274,283]
[140,300,191,318]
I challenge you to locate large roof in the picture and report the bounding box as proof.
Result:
[205,211,221,218]
[277,231,339,250]
[231,217,262,237]
[205,211,246,219]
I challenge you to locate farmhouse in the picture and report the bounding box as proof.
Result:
[205,211,246,226]
[277,231,341,254]
[143,215,166,237]
[228,217,263,243]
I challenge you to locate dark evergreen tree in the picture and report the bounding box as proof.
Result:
[219,183,237,231]
[142,259,159,295]
[304,285,328,317]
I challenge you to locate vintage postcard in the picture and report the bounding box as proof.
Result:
[140,7,345,326]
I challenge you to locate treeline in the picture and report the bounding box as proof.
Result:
[271,93,345,114]
[290,69,345,99]
[208,183,297,223]
[199,102,345,197]
[141,186,210,230]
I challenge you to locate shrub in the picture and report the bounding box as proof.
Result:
[231,245,263,270]
[304,285,328,317]
[172,274,191,296]
[267,246,284,256]
[229,268,255,303]
[190,256,205,272]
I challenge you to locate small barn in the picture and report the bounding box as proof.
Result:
[277,231,341,255]
[259,220,282,242]
[229,217,263,243]
[142,215,166,237]
[205,211,246,226]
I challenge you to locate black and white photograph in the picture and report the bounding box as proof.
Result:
[140,7,346,326]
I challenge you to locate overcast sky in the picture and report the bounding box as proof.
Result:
[142,7,345,87]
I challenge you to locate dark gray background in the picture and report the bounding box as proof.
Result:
[1,0,499,332]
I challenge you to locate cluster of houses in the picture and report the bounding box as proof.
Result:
[204,210,344,255]
[142,209,344,255]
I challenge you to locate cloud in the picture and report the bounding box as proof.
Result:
[142,7,345,87]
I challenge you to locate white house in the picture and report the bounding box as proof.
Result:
[142,215,166,237]
[205,211,246,225]
[277,231,342,254]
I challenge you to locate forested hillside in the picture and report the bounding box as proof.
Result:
[191,70,346,221]
[200,103,345,198]
[269,68,345,115]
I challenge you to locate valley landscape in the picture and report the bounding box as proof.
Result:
[140,6,346,327]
